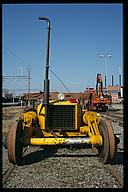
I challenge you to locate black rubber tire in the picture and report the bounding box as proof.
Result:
[98,118,116,164]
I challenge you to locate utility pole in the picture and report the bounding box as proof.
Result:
[3,66,32,106]
[27,66,32,106]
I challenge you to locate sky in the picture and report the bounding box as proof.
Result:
[2,3,123,96]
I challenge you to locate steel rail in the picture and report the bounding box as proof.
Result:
[102,114,123,121]
[2,147,29,186]
[3,145,123,187]
[106,113,123,119]
[101,114,123,126]
[103,163,123,186]
[2,164,15,186]
[100,111,123,186]
[109,112,123,116]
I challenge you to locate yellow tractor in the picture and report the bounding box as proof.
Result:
[7,17,116,165]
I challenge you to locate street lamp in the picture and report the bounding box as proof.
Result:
[19,67,23,76]
[99,54,112,88]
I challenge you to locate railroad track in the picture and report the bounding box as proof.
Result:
[2,106,123,187]
[2,146,29,186]
[2,103,23,107]
[2,146,123,187]
[103,163,123,186]
[2,164,15,186]
[100,110,123,187]
[106,112,123,119]
[94,147,124,187]
[2,105,36,186]
[101,112,123,126]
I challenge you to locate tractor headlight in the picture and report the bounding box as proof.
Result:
[97,113,100,117]
[58,93,65,100]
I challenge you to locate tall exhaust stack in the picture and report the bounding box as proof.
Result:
[119,74,121,86]
[112,75,114,86]
[38,17,51,130]
[105,75,106,87]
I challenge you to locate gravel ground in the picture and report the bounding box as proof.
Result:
[2,106,25,139]
[2,105,123,188]
[3,147,122,188]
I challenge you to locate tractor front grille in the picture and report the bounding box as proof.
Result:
[48,105,76,130]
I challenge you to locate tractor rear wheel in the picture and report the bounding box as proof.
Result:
[98,118,116,164]
[7,119,24,165]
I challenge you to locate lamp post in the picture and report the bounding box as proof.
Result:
[99,54,112,89]
[19,67,23,76]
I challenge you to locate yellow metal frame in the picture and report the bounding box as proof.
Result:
[20,101,102,147]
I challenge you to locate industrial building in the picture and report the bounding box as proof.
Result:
[21,85,123,106]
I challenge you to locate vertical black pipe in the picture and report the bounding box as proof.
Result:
[119,74,121,86]
[105,75,106,87]
[96,74,98,95]
[101,81,103,95]
[112,75,114,86]
[38,17,51,129]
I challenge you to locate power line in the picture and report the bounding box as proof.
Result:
[3,44,72,95]
[3,76,30,79]
[49,68,71,94]
[2,44,28,67]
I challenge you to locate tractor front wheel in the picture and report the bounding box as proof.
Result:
[98,118,116,164]
[7,119,24,165]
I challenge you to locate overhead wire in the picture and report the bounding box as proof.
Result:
[3,44,74,97]
[49,68,72,95]
[2,44,28,67]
